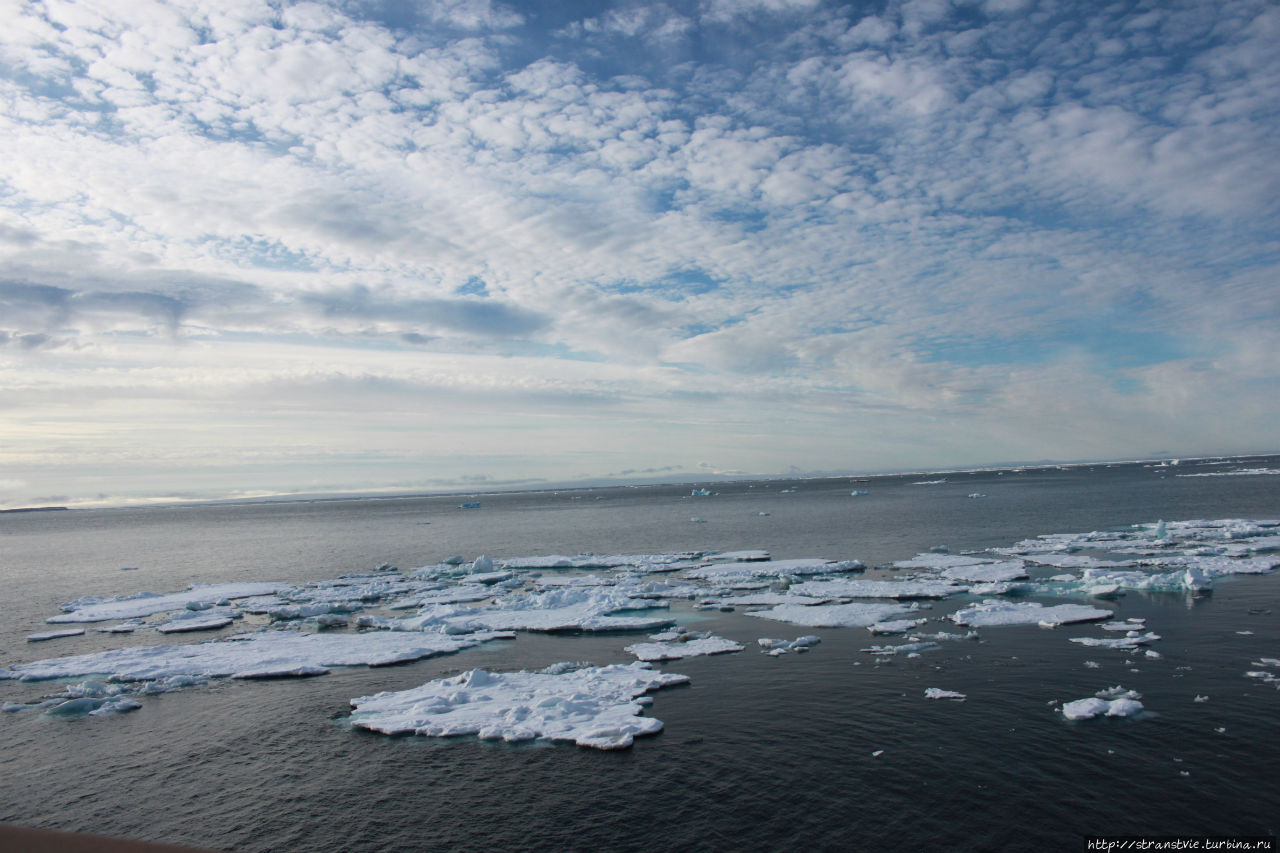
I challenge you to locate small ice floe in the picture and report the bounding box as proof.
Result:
[891,553,992,571]
[1254,657,1280,667]
[1060,686,1144,720]
[757,636,820,656]
[746,602,915,628]
[871,749,884,756]
[47,582,288,623]
[1100,619,1147,631]
[868,618,929,635]
[851,490,870,496]
[155,608,238,634]
[96,621,144,633]
[348,661,689,750]
[706,550,771,563]
[393,586,675,634]
[1069,632,1161,650]
[1194,695,1209,703]
[625,632,744,662]
[690,488,713,496]
[923,688,966,701]
[912,479,947,485]
[949,601,1111,628]
[862,641,940,656]
[684,558,864,582]
[967,493,986,499]
[790,579,962,600]
[1244,669,1280,684]
[27,628,86,642]
[1084,661,1100,669]
[940,561,1028,584]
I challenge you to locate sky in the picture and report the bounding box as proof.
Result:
[1,0,1278,508]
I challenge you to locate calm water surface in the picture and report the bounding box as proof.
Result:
[1,460,1278,851]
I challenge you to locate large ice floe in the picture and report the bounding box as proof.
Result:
[949,601,1111,628]
[48,583,289,623]
[348,662,689,749]
[0,630,510,683]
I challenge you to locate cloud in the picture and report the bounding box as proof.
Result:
[0,0,1276,505]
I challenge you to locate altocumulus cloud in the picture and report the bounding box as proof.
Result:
[0,0,1277,506]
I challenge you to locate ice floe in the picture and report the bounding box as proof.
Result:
[756,636,821,656]
[924,688,966,700]
[868,618,929,634]
[1061,687,1144,720]
[684,558,864,582]
[746,602,915,628]
[1068,632,1161,650]
[27,628,85,642]
[48,582,288,623]
[625,632,744,661]
[0,630,509,684]
[950,601,1111,628]
[789,579,961,600]
[389,586,675,634]
[348,662,689,750]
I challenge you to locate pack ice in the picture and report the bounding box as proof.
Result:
[348,662,689,750]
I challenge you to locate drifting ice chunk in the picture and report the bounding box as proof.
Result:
[0,630,508,684]
[48,582,287,623]
[396,586,675,634]
[348,662,689,750]
[685,558,864,582]
[155,608,237,633]
[950,601,1111,628]
[1069,632,1160,650]
[940,561,1028,583]
[27,629,86,642]
[705,550,771,562]
[1061,686,1145,720]
[756,636,821,656]
[625,636,744,661]
[790,579,962,600]
[892,554,993,571]
[747,601,915,628]
[924,688,966,701]
[869,619,929,634]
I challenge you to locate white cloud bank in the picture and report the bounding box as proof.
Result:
[1,0,1278,506]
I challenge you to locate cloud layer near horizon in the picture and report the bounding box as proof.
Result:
[2,0,1278,506]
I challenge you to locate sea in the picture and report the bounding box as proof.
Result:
[1,458,1278,852]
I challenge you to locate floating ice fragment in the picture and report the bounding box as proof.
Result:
[746,602,914,628]
[625,636,744,662]
[868,619,929,635]
[685,559,864,582]
[941,561,1028,583]
[27,628,85,642]
[348,662,689,750]
[756,636,821,655]
[96,621,144,634]
[924,688,966,701]
[791,579,961,600]
[871,749,884,756]
[0,630,507,684]
[48,582,288,623]
[949,601,1111,628]
[1194,695,1209,703]
[1061,687,1145,720]
[155,608,238,634]
[1069,632,1161,650]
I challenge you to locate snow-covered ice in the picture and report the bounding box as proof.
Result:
[348,662,689,750]
[48,583,288,623]
[790,579,961,600]
[27,628,85,642]
[950,601,1111,628]
[625,634,744,661]
[1061,687,1144,720]
[746,602,915,628]
[0,630,509,684]
[684,558,864,582]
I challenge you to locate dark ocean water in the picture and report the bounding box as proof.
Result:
[2,459,1279,852]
